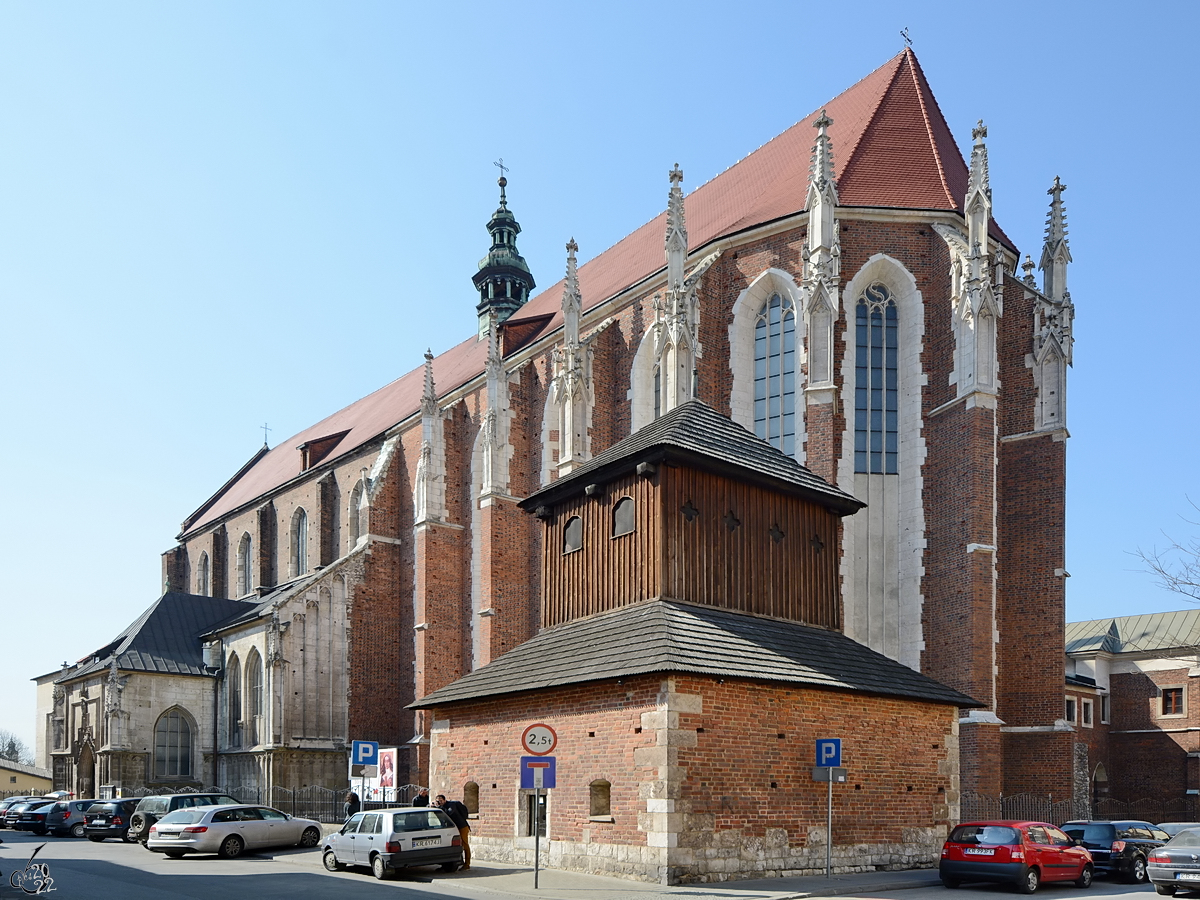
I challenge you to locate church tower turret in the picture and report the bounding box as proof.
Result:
[473,175,536,337]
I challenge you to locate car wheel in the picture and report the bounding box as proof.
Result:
[70,823,86,839]
[164,850,186,859]
[1075,864,1093,888]
[129,813,146,838]
[440,861,461,873]
[371,854,391,880]
[1156,885,1178,896]
[323,850,341,872]
[1129,857,1148,884]
[300,826,321,848]
[87,835,105,842]
[218,834,245,860]
[941,877,960,889]
[1019,867,1041,894]
[121,830,138,844]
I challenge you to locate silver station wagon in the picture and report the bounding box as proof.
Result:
[322,807,462,879]
[146,804,322,859]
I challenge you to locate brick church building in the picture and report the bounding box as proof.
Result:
[41,49,1077,879]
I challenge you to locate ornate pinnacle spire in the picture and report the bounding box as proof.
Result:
[473,168,535,335]
[968,120,990,199]
[1022,255,1037,286]
[485,312,502,378]
[965,119,991,262]
[809,110,837,196]
[664,164,688,290]
[1040,176,1072,301]
[562,238,582,345]
[420,349,437,416]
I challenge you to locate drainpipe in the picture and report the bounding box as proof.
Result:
[203,640,223,787]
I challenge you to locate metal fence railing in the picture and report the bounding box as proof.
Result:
[960,792,1087,824]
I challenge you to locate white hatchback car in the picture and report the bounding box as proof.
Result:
[146,804,322,859]
[322,807,462,879]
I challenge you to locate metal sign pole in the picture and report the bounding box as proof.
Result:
[533,786,541,889]
[826,775,832,878]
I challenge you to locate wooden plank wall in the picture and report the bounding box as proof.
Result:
[661,466,841,628]
[542,471,661,627]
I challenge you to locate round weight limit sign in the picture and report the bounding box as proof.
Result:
[521,723,557,756]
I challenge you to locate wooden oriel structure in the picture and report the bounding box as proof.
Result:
[521,400,864,629]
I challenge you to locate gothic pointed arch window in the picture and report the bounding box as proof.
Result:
[291,508,309,577]
[226,653,242,748]
[245,649,263,746]
[754,292,798,456]
[196,552,210,597]
[854,283,898,474]
[154,708,193,778]
[237,533,253,597]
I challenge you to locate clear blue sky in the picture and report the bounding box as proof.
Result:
[2,1,1196,751]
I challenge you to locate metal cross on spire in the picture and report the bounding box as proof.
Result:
[900,26,912,48]
[493,158,509,178]
[261,422,272,447]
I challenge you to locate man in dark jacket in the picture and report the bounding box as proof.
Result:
[412,787,430,806]
[435,794,470,870]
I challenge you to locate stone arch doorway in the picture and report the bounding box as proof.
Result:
[77,743,95,798]
[1092,762,1109,806]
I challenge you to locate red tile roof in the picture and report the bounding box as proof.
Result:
[182,49,1006,538]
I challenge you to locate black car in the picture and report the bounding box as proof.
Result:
[46,799,97,837]
[0,797,42,829]
[83,799,141,842]
[10,799,57,833]
[1149,827,1200,895]
[127,793,240,845]
[1061,820,1170,883]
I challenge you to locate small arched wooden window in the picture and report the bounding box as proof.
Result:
[612,497,635,537]
[563,516,583,554]
[464,781,479,814]
[589,779,611,817]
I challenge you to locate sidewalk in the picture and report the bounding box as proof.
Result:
[441,862,942,900]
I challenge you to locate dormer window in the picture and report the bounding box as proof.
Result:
[563,516,583,554]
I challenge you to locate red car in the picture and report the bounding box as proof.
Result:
[941,820,1094,893]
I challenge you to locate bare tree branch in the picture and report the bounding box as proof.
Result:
[1135,498,1200,603]
[0,729,33,766]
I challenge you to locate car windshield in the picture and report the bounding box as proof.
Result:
[949,825,1020,845]
[140,798,169,814]
[1170,830,1200,848]
[159,809,208,825]
[393,810,450,832]
[1063,824,1114,842]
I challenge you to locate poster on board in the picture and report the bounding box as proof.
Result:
[360,747,399,802]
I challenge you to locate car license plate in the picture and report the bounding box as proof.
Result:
[92,818,106,825]
[1177,874,1200,881]
[157,833,177,840]
[965,848,995,855]
[412,838,441,848]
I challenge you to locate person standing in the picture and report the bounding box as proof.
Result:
[411,787,429,806]
[435,794,471,870]
[343,790,360,820]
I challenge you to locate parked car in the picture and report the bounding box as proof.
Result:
[940,820,1094,893]
[321,807,463,880]
[1149,827,1200,894]
[10,799,58,833]
[83,799,141,842]
[127,793,240,844]
[146,804,322,859]
[0,797,43,829]
[1061,820,1170,883]
[47,799,97,837]
[1159,823,1200,838]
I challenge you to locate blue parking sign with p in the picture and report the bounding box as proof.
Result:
[816,738,841,767]
[352,740,379,766]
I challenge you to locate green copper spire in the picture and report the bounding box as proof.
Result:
[473,173,536,336]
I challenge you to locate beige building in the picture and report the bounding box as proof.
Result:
[0,759,51,795]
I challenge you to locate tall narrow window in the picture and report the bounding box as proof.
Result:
[245,650,263,747]
[589,779,611,817]
[292,508,308,576]
[753,292,797,456]
[612,497,635,537]
[154,709,192,778]
[563,516,583,554]
[196,552,210,597]
[653,365,661,420]
[227,654,242,749]
[237,533,253,596]
[854,284,898,474]
[464,782,479,815]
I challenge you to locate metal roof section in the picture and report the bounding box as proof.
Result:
[521,399,865,516]
[410,599,980,710]
[61,593,252,681]
[1066,610,1200,656]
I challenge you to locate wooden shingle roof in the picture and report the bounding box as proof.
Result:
[411,599,980,710]
[521,400,864,515]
